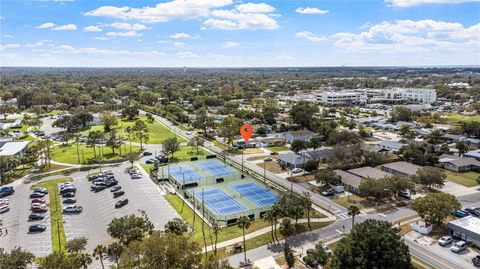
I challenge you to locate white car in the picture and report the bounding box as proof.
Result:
[0,205,10,214]
[292,168,302,173]
[0,198,9,206]
[131,173,142,179]
[438,236,453,246]
[451,241,467,253]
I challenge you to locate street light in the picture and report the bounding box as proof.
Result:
[263,158,272,184]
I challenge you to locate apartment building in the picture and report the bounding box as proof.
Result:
[315,88,436,105]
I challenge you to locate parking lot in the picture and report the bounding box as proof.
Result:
[1,161,180,255]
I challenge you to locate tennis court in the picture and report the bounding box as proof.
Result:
[195,188,247,216]
[232,182,278,207]
[197,160,235,177]
[169,165,204,184]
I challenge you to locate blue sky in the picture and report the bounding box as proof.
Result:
[1,0,479,67]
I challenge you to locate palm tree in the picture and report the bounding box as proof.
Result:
[302,192,313,231]
[263,210,275,242]
[125,126,133,152]
[75,252,92,269]
[237,216,251,263]
[74,133,81,164]
[93,244,107,269]
[347,205,361,228]
[107,242,123,266]
[271,204,280,242]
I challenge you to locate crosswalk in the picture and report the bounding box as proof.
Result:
[336,212,351,220]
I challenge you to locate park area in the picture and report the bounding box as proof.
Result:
[443,113,480,124]
[52,143,141,164]
[81,115,186,144]
[443,169,479,187]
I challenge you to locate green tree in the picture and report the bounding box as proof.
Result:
[359,177,392,202]
[87,131,103,158]
[413,166,446,189]
[126,151,138,167]
[283,242,295,268]
[456,141,469,155]
[132,119,149,149]
[347,205,361,228]
[384,175,415,198]
[301,192,313,231]
[308,136,322,150]
[188,136,204,154]
[426,129,444,145]
[315,169,341,187]
[290,101,319,129]
[165,218,190,235]
[66,237,88,253]
[217,116,242,146]
[303,160,318,172]
[107,242,123,266]
[390,106,415,122]
[162,137,180,158]
[106,131,123,155]
[121,106,139,120]
[411,193,460,226]
[237,216,251,263]
[290,140,307,154]
[331,219,413,269]
[279,218,295,240]
[101,112,118,133]
[145,113,154,124]
[0,247,35,269]
[398,124,416,140]
[193,107,216,136]
[107,212,154,245]
[93,244,107,269]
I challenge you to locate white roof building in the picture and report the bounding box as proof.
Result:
[0,141,31,157]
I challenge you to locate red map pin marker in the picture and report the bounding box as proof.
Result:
[240,124,253,142]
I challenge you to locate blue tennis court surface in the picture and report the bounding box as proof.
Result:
[169,165,204,183]
[232,183,277,207]
[197,160,235,177]
[195,188,247,216]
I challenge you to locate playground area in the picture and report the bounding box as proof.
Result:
[156,158,279,226]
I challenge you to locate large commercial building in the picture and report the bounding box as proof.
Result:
[315,88,436,105]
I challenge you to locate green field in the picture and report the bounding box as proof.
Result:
[444,113,480,124]
[31,178,73,252]
[443,169,479,187]
[52,143,141,164]
[81,115,186,144]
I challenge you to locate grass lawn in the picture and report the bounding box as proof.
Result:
[31,177,72,252]
[443,169,479,187]
[171,146,209,161]
[36,163,72,173]
[81,115,185,144]
[52,143,141,164]
[288,174,315,183]
[164,194,271,245]
[443,113,480,124]
[332,194,366,210]
[257,161,286,174]
[267,146,290,152]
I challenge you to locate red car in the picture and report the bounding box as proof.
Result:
[31,198,46,204]
[31,206,48,213]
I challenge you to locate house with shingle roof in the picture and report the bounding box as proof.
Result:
[438,155,480,172]
[381,161,422,177]
[347,166,390,180]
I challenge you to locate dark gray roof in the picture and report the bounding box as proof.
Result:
[347,167,390,180]
[277,152,310,165]
[446,157,480,167]
[335,170,363,189]
[382,161,421,176]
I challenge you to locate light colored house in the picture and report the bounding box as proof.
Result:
[303,147,333,163]
[283,130,316,143]
[438,155,480,172]
[376,141,408,153]
[381,161,422,177]
[464,150,480,161]
[254,137,286,148]
[334,169,364,194]
[347,166,390,180]
[277,152,310,169]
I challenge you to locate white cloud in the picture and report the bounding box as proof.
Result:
[173,41,186,47]
[222,41,240,48]
[93,37,109,41]
[109,22,149,31]
[204,8,279,30]
[37,22,55,29]
[386,0,479,7]
[235,3,275,13]
[0,44,21,51]
[329,19,480,53]
[52,24,77,31]
[275,55,295,61]
[176,51,198,58]
[25,40,51,47]
[85,0,234,22]
[295,31,327,42]
[83,25,102,32]
[295,7,329,15]
[105,31,142,37]
[170,32,200,39]
[2,35,14,38]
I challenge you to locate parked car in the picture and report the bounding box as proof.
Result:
[131,173,142,179]
[91,185,106,192]
[145,159,156,164]
[451,241,467,253]
[115,199,129,208]
[63,205,83,214]
[61,192,75,198]
[60,187,76,195]
[29,224,47,233]
[111,186,122,192]
[264,157,273,161]
[472,255,480,267]
[321,244,332,254]
[0,186,14,198]
[438,236,453,246]
[398,189,412,199]
[0,205,10,214]
[31,206,48,213]
[31,198,45,204]
[113,191,125,198]
[63,198,76,204]
[321,189,335,196]
[29,213,45,221]
[88,175,99,181]
[30,192,46,198]
[464,207,480,217]
[0,198,9,206]
[143,150,153,156]
[104,179,118,187]
[33,187,48,194]
[452,210,470,218]
[292,168,302,173]
[31,202,46,209]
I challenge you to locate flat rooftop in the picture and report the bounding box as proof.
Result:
[449,216,480,235]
